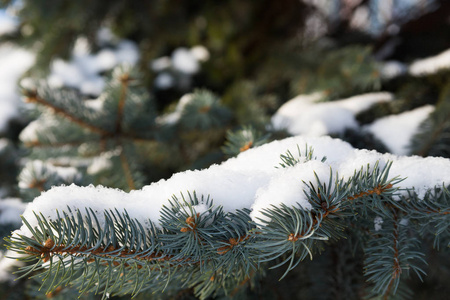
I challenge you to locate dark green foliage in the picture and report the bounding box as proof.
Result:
[19,66,156,192]
[409,83,450,157]
[0,138,20,196]
[403,186,450,249]
[222,126,269,157]
[364,211,426,298]
[277,144,326,168]
[7,155,450,299]
[289,46,382,100]
[1,1,450,299]
[179,90,231,131]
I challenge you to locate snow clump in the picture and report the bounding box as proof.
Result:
[15,135,450,238]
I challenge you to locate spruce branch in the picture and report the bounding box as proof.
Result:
[6,143,450,299]
[364,207,426,299]
[115,73,130,134]
[410,89,450,157]
[24,89,110,136]
[119,148,136,190]
[277,144,327,168]
[222,126,270,157]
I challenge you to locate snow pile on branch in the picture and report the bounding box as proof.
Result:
[0,250,23,282]
[0,45,34,132]
[365,105,434,155]
[0,11,18,36]
[272,92,393,136]
[151,46,210,90]
[409,48,450,76]
[156,93,194,125]
[0,198,26,225]
[47,37,139,95]
[15,135,450,237]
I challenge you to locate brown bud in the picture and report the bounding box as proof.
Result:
[186,216,195,226]
[240,141,253,152]
[44,238,54,249]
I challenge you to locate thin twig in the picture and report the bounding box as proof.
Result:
[383,209,401,300]
[26,93,111,136]
[120,149,136,190]
[115,74,130,133]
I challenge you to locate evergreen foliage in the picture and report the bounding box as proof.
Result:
[0,1,450,300]
[5,157,450,299]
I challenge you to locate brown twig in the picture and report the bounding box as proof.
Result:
[240,141,253,152]
[115,73,130,133]
[383,209,402,300]
[25,92,110,136]
[25,238,171,264]
[217,234,252,255]
[120,149,136,190]
[288,183,393,241]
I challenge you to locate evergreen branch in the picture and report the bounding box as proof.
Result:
[402,185,450,249]
[25,91,111,136]
[222,126,270,156]
[416,120,447,157]
[230,270,254,296]
[277,144,327,168]
[115,73,130,133]
[6,195,259,299]
[217,234,251,255]
[382,209,402,299]
[364,208,427,298]
[6,154,446,299]
[347,183,394,201]
[23,239,171,265]
[23,138,112,154]
[25,130,156,149]
[24,140,91,148]
[119,149,136,190]
[251,161,401,280]
[410,93,450,157]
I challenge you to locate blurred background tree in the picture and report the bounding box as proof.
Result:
[0,0,449,299]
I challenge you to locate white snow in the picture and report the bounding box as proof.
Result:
[0,12,18,36]
[154,72,175,89]
[18,160,81,189]
[47,38,140,95]
[0,198,26,225]
[272,92,393,136]
[96,27,117,45]
[152,46,209,74]
[409,48,450,76]
[374,216,383,231]
[380,61,408,79]
[15,135,450,238]
[172,48,200,74]
[0,44,35,132]
[190,45,210,62]
[87,151,115,175]
[0,138,9,152]
[151,56,172,71]
[0,250,23,282]
[156,93,193,124]
[84,98,105,111]
[19,117,60,145]
[365,105,434,155]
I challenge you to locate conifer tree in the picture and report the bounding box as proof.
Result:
[0,1,450,300]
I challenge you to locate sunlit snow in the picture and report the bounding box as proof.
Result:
[365,105,434,155]
[15,135,450,238]
[272,92,393,136]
